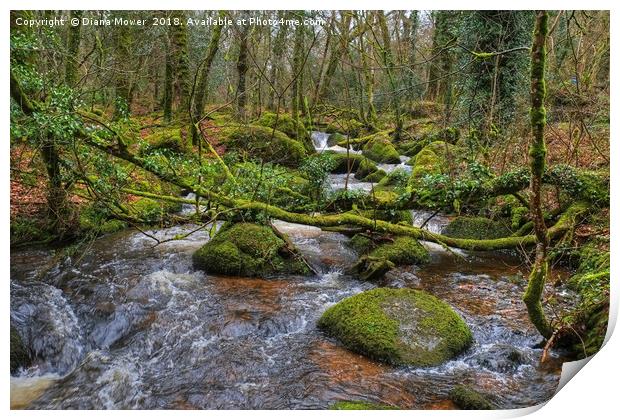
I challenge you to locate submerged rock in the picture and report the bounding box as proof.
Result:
[192,222,310,277]
[449,385,495,410]
[10,326,31,374]
[318,288,472,366]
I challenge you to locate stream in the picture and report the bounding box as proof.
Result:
[10,134,576,409]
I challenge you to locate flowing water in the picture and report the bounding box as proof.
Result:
[10,159,576,410]
[10,210,576,409]
[312,131,412,193]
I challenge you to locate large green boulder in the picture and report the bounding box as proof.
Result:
[10,326,31,374]
[362,135,401,164]
[220,124,307,166]
[318,288,472,366]
[368,236,430,266]
[192,223,310,277]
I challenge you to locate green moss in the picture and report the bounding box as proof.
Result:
[566,240,610,356]
[353,256,396,282]
[255,112,313,152]
[100,219,127,234]
[362,134,401,164]
[409,148,442,180]
[330,401,398,410]
[192,222,310,277]
[328,132,347,144]
[449,386,495,410]
[442,217,511,240]
[141,127,188,155]
[10,216,53,244]
[350,234,375,254]
[220,124,307,166]
[318,288,472,366]
[351,210,413,225]
[10,326,31,374]
[354,158,381,180]
[130,197,181,223]
[369,236,430,266]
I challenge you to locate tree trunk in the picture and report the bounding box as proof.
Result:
[523,11,554,340]
[236,12,250,118]
[376,11,403,139]
[64,10,82,86]
[191,12,224,145]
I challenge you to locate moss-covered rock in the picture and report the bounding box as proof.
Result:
[330,401,398,410]
[318,288,473,366]
[369,236,430,266]
[354,158,386,182]
[220,124,307,166]
[328,132,347,145]
[362,135,401,164]
[326,152,366,174]
[141,127,188,155]
[255,112,313,152]
[349,233,375,254]
[352,256,395,282]
[449,386,495,410]
[10,326,31,374]
[192,222,310,277]
[442,216,511,240]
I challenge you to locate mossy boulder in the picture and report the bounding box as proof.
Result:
[354,158,386,182]
[220,124,307,166]
[328,132,347,145]
[192,222,310,277]
[442,217,511,240]
[368,236,430,266]
[330,401,398,410]
[362,135,401,164]
[353,256,396,282]
[449,386,495,410]
[141,127,188,155]
[326,152,382,178]
[255,112,313,152]
[318,288,473,366]
[11,326,31,374]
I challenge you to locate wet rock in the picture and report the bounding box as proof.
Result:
[10,281,85,375]
[10,326,31,374]
[352,256,395,282]
[192,223,310,278]
[318,288,472,366]
[470,344,529,374]
[350,235,429,282]
[449,385,495,410]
